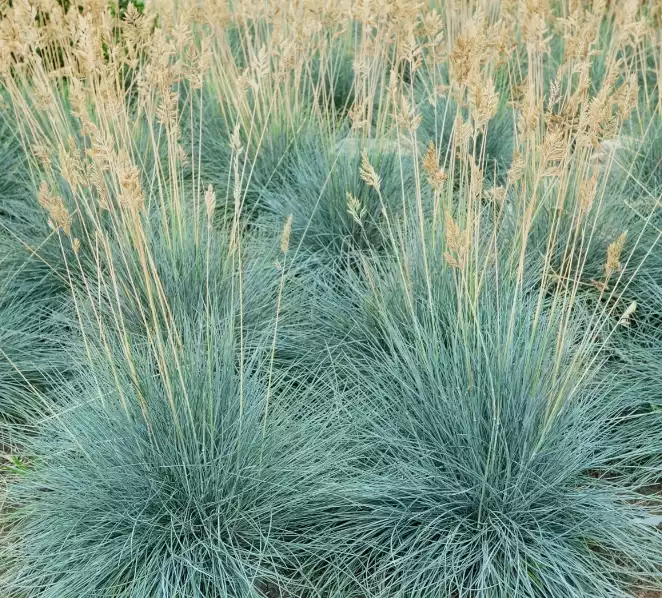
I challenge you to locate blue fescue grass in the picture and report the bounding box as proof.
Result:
[0,192,357,597]
[528,110,662,336]
[0,311,354,598]
[256,136,421,260]
[418,92,515,186]
[195,102,321,224]
[2,3,662,597]
[0,110,74,437]
[0,295,71,433]
[295,225,662,598]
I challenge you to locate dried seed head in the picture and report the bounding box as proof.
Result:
[360,150,381,193]
[58,138,85,191]
[277,38,297,72]
[468,73,499,128]
[38,181,71,236]
[249,44,270,90]
[236,68,251,95]
[230,122,243,154]
[281,214,293,253]
[422,141,447,192]
[400,33,422,72]
[188,40,212,89]
[605,232,627,278]
[421,9,444,39]
[541,126,567,176]
[349,100,370,134]
[517,88,542,137]
[352,56,370,79]
[177,144,189,166]
[32,143,52,169]
[486,186,507,204]
[519,0,551,53]
[394,93,422,132]
[547,72,562,111]
[579,169,599,213]
[347,192,367,226]
[156,90,179,128]
[116,151,144,211]
[205,184,216,223]
[507,150,526,185]
[615,74,639,120]
[444,209,462,268]
[422,141,437,174]
[469,158,484,200]
[86,160,110,211]
[450,35,474,87]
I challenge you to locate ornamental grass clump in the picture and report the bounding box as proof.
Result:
[0,294,71,434]
[1,0,662,597]
[305,218,662,597]
[0,298,350,598]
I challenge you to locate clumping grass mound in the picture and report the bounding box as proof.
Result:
[319,254,662,597]
[0,206,352,595]
[1,316,349,597]
[0,296,70,432]
[1,1,662,597]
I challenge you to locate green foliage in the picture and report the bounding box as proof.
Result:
[301,235,662,597]
[1,314,350,597]
[0,210,352,597]
[2,4,662,597]
[0,113,73,438]
[258,136,421,259]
